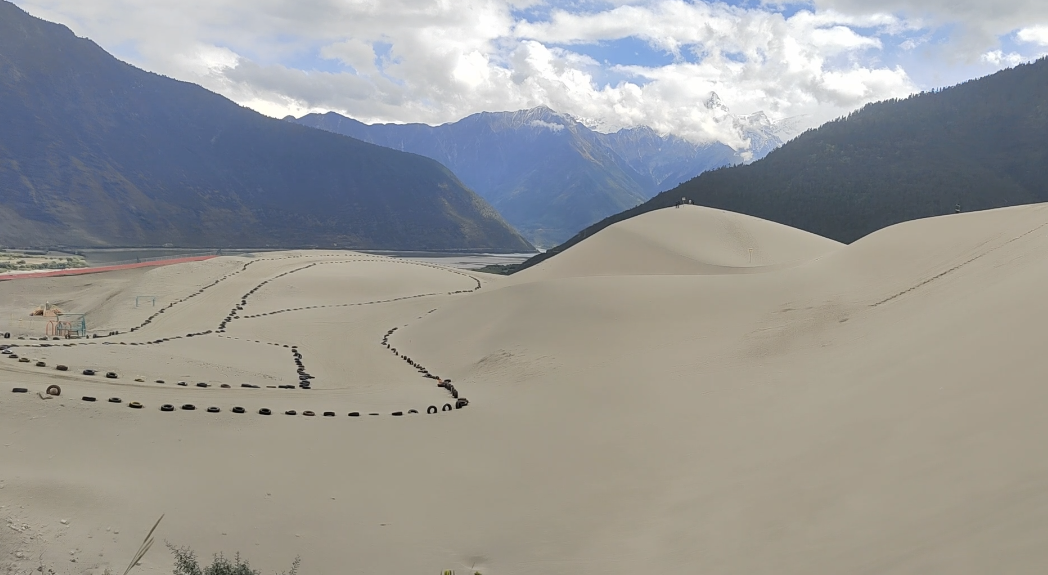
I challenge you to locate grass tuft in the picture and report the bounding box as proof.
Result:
[103,514,163,575]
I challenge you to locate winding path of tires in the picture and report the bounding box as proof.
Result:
[2,254,481,419]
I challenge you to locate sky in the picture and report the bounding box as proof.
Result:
[13,0,1048,149]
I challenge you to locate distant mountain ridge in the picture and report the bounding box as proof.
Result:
[294,105,782,247]
[517,57,1048,271]
[0,0,532,251]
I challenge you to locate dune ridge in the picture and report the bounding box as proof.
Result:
[517,205,842,280]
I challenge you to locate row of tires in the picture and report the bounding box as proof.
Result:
[221,262,317,328]
[233,258,480,324]
[4,345,300,390]
[127,256,273,334]
[382,327,469,408]
[11,387,468,415]
[3,353,107,375]
[239,290,442,320]
[7,343,310,390]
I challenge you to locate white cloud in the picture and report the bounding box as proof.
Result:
[1017,26,1048,46]
[529,119,565,131]
[173,44,240,77]
[980,50,1026,67]
[10,0,1046,151]
[814,0,1048,57]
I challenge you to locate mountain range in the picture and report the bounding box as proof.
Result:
[519,56,1048,271]
[0,0,532,252]
[294,102,783,247]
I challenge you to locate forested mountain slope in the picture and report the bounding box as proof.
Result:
[0,1,531,251]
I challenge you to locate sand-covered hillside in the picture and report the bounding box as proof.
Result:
[4,204,1048,574]
[515,205,842,279]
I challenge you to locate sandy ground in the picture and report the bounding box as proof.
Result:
[5,204,1048,574]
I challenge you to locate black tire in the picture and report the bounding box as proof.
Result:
[82,396,96,402]
[181,404,196,411]
[427,405,438,414]
[220,384,231,388]
[129,402,143,409]
[408,409,418,414]
[196,382,208,388]
[56,365,68,371]
[155,380,165,384]
[303,410,315,417]
[456,398,469,409]
[348,412,360,417]
[35,361,46,367]
[285,410,297,415]
[108,397,122,403]
[46,385,61,396]
[258,408,272,415]
[105,372,118,379]
[11,387,27,393]
[161,404,174,411]
[207,407,220,413]
[323,411,335,417]
[392,411,403,416]
[177,382,187,386]
[442,403,452,412]
[232,406,245,414]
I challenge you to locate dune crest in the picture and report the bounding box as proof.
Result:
[517,204,842,280]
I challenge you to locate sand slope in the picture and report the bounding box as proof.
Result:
[5,205,1048,574]
[517,205,842,280]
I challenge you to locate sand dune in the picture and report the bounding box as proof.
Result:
[517,205,842,280]
[5,204,1048,574]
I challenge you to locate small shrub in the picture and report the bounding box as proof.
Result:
[168,544,300,575]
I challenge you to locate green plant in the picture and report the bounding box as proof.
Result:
[168,545,300,575]
[473,263,518,275]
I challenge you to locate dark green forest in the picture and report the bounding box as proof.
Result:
[519,57,1048,271]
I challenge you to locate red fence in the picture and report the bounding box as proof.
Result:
[0,255,218,281]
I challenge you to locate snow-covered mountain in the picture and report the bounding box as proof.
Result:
[293,103,782,247]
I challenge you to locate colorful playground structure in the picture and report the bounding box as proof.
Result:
[46,313,87,338]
